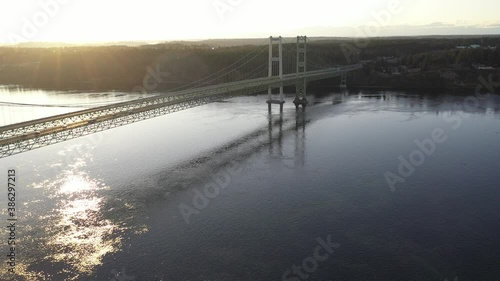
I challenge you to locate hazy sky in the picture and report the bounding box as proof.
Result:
[1,0,499,43]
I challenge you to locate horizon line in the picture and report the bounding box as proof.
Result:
[1,33,500,47]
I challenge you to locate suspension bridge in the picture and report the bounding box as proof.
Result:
[0,36,362,159]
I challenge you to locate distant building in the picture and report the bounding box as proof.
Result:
[456,44,485,49]
[472,64,495,70]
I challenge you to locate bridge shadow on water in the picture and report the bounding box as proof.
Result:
[82,92,350,279]
[102,106,320,215]
[98,90,368,226]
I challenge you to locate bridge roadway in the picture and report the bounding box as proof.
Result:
[0,64,362,158]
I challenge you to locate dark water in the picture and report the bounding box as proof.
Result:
[1,90,500,281]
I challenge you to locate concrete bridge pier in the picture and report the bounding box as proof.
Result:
[293,80,308,110]
[293,98,308,110]
[267,99,285,113]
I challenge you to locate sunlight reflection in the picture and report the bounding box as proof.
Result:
[48,174,122,277]
[0,168,125,281]
[59,174,96,194]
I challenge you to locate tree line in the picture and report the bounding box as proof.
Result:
[1,37,499,91]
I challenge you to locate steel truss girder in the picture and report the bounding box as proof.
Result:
[0,64,362,158]
[0,93,236,158]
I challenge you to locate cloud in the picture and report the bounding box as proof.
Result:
[426,22,454,27]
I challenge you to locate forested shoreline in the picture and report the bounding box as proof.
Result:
[1,37,499,92]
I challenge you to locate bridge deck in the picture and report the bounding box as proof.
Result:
[0,64,362,158]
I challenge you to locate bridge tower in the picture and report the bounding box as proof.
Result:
[340,73,348,89]
[293,36,308,110]
[267,36,285,113]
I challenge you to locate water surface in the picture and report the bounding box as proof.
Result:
[1,89,500,281]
